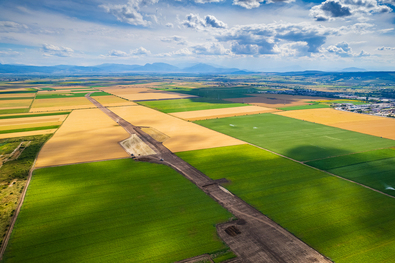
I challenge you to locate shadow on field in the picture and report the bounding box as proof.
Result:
[285,145,350,163]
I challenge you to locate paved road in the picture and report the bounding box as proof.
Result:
[86,93,332,263]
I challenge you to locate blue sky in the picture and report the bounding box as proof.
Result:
[0,0,394,71]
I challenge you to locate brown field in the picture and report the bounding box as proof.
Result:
[0,115,67,131]
[0,129,57,139]
[93,95,136,106]
[0,99,33,109]
[0,93,36,98]
[110,106,245,152]
[170,105,278,121]
[35,108,130,168]
[102,85,197,101]
[276,108,395,140]
[30,97,94,112]
[225,94,333,108]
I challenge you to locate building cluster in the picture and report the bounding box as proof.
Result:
[334,102,395,117]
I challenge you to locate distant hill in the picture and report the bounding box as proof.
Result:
[341,67,366,72]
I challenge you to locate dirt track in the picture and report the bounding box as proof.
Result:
[86,93,332,263]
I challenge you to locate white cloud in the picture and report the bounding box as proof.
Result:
[327,41,353,57]
[310,0,392,21]
[42,44,74,57]
[195,0,224,3]
[100,0,159,26]
[0,50,20,57]
[358,50,370,56]
[165,23,174,28]
[130,47,151,55]
[182,14,227,29]
[191,43,230,55]
[108,50,129,57]
[377,46,395,50]
[233,0,294,9]
[159,48,193,57]
[0,21,28,33]
[105,47,151,57]
[160,35,187,45]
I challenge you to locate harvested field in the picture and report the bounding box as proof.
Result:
[141,127,169,142]
[4,159,231,263]
[0,99,32,109]
[92,95,136,106]
[109,106,245,152]
[0,129,56,139]
[102,85,197,101]
[225,94,333,108]
[170,106,277,121]
[177,144,395,263]
[35,108,129,167]
[30,97,94,112]
[275,108,395,140]
[120,134,156,156]
[0,115,67,131]
[0,94,35,98]
[195,113,395,161]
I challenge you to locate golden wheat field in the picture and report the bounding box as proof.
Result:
[0,99,33,109]
[110,105,245,152]
[0,115,68,131]
[170,105,278,121]
[35,108,130,167]
[0,129,57,139]
[0,93,35,98]
[276,108,395,140]
[225,94,332,108]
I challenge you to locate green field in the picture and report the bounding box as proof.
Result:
[4,159,232,263]
[195,113,395,161]
[35,91,109,99]
[138,98,246,113]
[0,125,60,134]
[306,148,395,196]
[0,112,70,120]
[177,145,395,263]
[155,87,256,99]
[0,109,29,115]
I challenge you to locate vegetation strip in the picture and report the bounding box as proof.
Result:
[0,126,60,134]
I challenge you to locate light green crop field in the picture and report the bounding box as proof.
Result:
[195,113,395,162]
[4,159,232,263]
[138,98,246,113]
[306,148,395,196]
[177,145,395,263]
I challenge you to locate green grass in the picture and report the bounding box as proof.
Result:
[177,145,395,263]
[194,113,395,162]
[0,109,29,115]
[278,103,330,111]
[4,159,232,263]
[306,148,395,196]
[155,87,256,99]
[0,125,60,135]
[35,91,108,99]
[138,98,247,113]
[0,112,70,120]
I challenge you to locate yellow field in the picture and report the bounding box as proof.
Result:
[275,108,395,140]
[0,93,35,98]
[170,106,278,121]
[0,111,69,118]
[93,95,136,106]
[102,85,197,101]
[226,94,332,108]
[0,99,32,109]
[0,115,67,131]
[0,129,57,139]
[30,97,94,112]
[35,108,130,168]
[110,106,245,152]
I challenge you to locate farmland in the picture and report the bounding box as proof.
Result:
[110,105,244,153]
[177,144,395,263]
[3,159,232,263]
[170,105,277,121]
[194,113,395,161]
[0,100,33,110]
[306,148,395,196]
[35,108,129,168]
[276,108,395,140]
[138,98,246,113]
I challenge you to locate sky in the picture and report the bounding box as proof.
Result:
[0,0,394,71]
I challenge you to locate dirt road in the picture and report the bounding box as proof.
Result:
[86,93,332,263]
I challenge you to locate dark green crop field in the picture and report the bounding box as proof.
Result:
[4,159,232,263]
[138,98,246,113]
[195,113,395,161]
[177,144,395,263]
[307,148,395,196]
